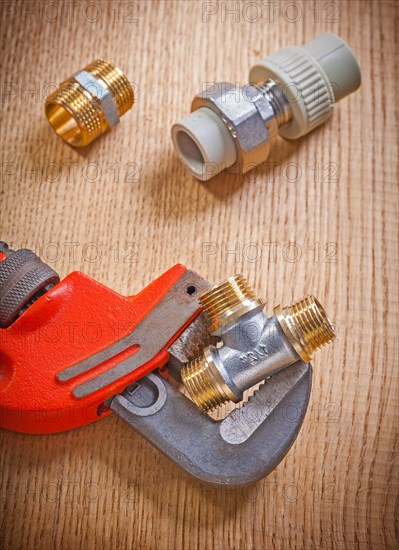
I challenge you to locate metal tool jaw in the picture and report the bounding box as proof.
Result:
[111,360,311,486]
[0,245,312,484]
[110,310,312,485]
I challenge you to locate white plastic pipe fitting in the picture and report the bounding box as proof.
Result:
[172,108,237,181]
[172,32,361,182]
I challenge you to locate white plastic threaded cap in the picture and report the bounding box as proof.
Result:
[249,32,361,139]
[171,107,237,181]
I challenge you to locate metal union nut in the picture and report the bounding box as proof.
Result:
[191,82,278,172]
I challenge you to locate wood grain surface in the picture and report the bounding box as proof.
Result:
[0,1,398,549]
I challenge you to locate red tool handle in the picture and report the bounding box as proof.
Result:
[0,264,194,434]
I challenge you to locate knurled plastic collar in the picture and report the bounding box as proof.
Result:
[249,46,334,140]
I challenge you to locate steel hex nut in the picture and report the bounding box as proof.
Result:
[192,82,272,172]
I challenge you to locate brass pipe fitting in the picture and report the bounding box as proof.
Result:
[182,276,335,412]
[274,297,335,363]
[183,350,232,412]
[45,59,134,147]
[200,274,262,333]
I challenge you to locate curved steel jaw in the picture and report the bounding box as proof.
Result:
[111,361,312,485]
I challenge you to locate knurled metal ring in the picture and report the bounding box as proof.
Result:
[0,249,60,328]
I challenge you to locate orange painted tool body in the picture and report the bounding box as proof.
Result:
[0,253,203,434]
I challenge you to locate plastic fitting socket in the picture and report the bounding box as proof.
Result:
[172,32,361,181]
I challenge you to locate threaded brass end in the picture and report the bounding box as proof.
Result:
[83,60,134,116]
[45,81,104,146]
[200,275,261,332]
[45,59,134,147]
[181,350,231,412]
[274,296,335,362]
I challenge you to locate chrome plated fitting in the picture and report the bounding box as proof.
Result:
[172,32,361,181]
[181,275,335,412]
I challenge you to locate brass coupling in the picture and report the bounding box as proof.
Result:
[182,349,232,412]
[182,276,335,412]
[45,59,134,147]
[274,296,335,363]
[200,274,262,333]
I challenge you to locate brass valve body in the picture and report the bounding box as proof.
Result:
[45,59,134,147]
[182,276,335,412]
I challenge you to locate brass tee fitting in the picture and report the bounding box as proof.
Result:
[182,276,335,412]
[45,60,134,147]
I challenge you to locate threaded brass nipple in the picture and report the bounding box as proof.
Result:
[45,59,134,147]
[274,296,335,362]
[84,60,134,117]
[200,275,261,332]
[181,353,231,412]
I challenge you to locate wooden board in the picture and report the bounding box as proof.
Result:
[0,1,397,548]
